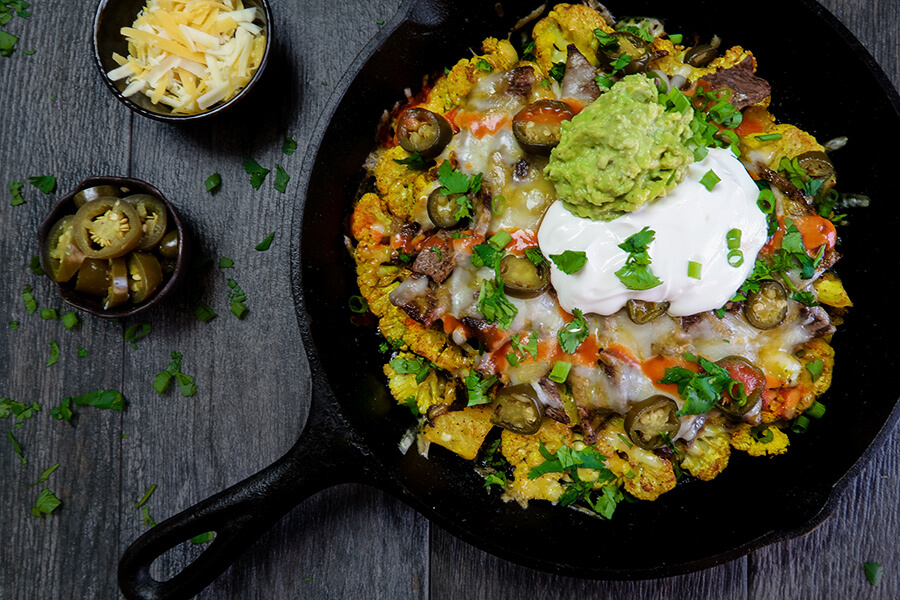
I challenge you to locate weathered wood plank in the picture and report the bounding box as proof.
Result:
[0,3,132,600]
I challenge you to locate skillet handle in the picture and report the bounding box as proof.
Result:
[117,402,375,600]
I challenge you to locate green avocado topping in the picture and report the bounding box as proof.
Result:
[544,74,695,221]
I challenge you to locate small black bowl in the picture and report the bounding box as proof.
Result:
[92,0,272,122]
[37,176,190,318]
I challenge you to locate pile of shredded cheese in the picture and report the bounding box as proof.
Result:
[107,0,266,114]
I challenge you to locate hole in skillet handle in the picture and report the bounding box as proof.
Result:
[117,453,318,600]
[117,383,379,600]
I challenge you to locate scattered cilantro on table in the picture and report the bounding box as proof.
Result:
[28,175,56,194]
[255,232,275,251]
[9,180,25,205]
[32,488,62,518]
[124,322,151,349]
[152,352,198,397]
[242,156,269,189]
[273,164,290,192]
[282,136,297,155]
[23,463,59,487]
[864,561,883,586]
[46,339,60,366]
[226,278,248,319]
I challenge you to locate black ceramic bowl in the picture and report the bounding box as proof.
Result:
[92,0,272,122]
[37,176,190,319]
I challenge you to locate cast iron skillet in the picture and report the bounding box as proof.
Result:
[118,0,900,598]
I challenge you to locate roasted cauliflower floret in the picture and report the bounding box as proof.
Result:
[531,3,613,73]
[593,416,676,501]
[419,37,518,114]
[730,424,790,457]
[501,420,573,505]
[384,352,456,415]
[679,422,730,481]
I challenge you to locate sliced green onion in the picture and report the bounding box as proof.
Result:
[489,230,512,249]
[754,133,783,142]
[491,195,506,215]
[726,228,742,249]
[548,361,571,383]
[757,189,775,214]
[668,33,683,44]
[806,400,826,419]
[727,249,744,267]
[687,261,702,279]
[791,415,810,434]
[699,169,720,191]
[349,295,369,314]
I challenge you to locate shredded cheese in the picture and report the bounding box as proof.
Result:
[108,0,266,115]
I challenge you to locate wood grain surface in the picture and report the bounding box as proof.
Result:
[1,1,897,598]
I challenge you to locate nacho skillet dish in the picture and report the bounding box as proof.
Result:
[349,3,854,518]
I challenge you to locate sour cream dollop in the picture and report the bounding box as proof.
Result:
[537,147,767,316]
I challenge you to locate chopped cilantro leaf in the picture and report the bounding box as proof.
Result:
[46,339,60,366]
[476,277,517,330]
[32,488,62,518]
[805,359,824,382]
[0,30,18,57]
[274,164,290,193]
[660,353,743,416]
[549,250,587,275]
[7,428,26,467]
[41,308,58,320]
[153,352,196,396]
[9,180,24,205]
[29,255,44,275]
[558,308,588,354]
[218,257,234,269]
[22,285,37,313]
[615,227,662,290]
[193,304,217,322]
[28,175,56,194]
[527,441,621,518]
[437,160,470,195]
[255,231,275,251]
[392,151,429,170]
[465,371,499,406]
[61,312,79,330]
[23,463,59,487]
[474,58,493,72]
[124,321,151,349]
[864,562,883,586]
[282,136,297,155]
[226,278,248,319]
[242,156,269,189]
[389,356,433,384]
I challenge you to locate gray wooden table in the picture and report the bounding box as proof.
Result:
[1,1,898,598]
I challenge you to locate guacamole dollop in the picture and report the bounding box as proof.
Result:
[545,74,695,221]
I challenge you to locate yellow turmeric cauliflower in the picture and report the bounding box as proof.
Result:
[730,424,790,457]
[531,3,613,72]
[593,417,677,501]
[679,422,731,481]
